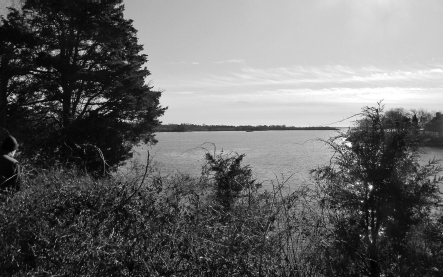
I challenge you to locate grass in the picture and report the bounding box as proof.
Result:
[1,151,442,276]
[0,154,327,276]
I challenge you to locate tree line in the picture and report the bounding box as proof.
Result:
[155,123,338,132]
[379,108,443,145]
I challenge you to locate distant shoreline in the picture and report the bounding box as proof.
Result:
[422,137,443,147]
[155,126,340,132]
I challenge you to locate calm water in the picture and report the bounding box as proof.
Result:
[130,130,443,190]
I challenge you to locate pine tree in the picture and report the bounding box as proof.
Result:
[1,1,166,171]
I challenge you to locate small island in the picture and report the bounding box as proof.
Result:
[154,123,339,132]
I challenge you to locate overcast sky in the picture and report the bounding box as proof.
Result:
[2,0,442,126]
[121,0,443,126]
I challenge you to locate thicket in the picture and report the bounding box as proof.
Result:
[311,104,443,276]
[1,104,443,276]
[0,153,324,276]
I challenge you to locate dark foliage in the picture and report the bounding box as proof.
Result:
[425,113,443,138]
[0,2,166,172]
[0,153,296,276]
[203,150,260,211]
[311,103,443,276]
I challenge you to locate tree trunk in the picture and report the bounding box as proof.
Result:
[368,240,380,277]
[369,208,380,277]
[62,88,72,128]
[0,79,7,128]
[0,56,11,128]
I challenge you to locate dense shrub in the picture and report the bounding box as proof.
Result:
[203,150,260,211]
[0,158,314,276]
[2,124,441,276]
[310,104,443,276]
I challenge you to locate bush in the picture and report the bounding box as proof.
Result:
[0,155,315,276]
[310,104,443,276]
[202,150,260,211]
[9,133,441,276]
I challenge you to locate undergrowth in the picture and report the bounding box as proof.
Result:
[1,151,441,276]
[0,153,324,277]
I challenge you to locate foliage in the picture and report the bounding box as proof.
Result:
[410,108,434,132]
[0,152,319,276]
[311,103,443,276]
[0,9,37,128]
[425,113,443,138]
[203,150,260,211]
[156,123,337,132]
[383,107,410,125]
[23,0,123,6]
[2,103,443,276]
[386,210,443,276]
[0,2,166,172]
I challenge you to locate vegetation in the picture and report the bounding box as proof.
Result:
[0,103,441,276]
[1,2,443,276]
[311,103,442,276]
[203,150,260,211]
[374,108,443,145]
[0,1,166,172]
[0,157,312,276]
[426,113,443,139]
[155,123,338,132]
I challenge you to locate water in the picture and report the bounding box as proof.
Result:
[130,130,443,190]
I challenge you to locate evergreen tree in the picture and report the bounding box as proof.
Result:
[0,8,36,129]
[1,1,166,172]
[203,151,259,211]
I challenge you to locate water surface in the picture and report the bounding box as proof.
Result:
[130,131,443,190]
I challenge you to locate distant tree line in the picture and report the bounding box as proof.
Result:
[379,108,443,145]
[155,123,339,132]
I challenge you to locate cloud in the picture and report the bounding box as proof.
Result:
[170,64,443,91]
[160,63,443,115]
[167,61,200,65]
[212,86,434,106]
[214,59,246,64]
[170,91,196,95]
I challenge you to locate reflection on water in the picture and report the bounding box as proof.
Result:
[420,147,443,165]
[129,131,443,191]
[131,130,335,191]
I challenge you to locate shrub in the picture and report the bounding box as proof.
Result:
[0,156,314,276]
[311,104,443,276]
[202,150,260,211]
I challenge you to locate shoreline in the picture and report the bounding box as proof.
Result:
[155,128,340,132]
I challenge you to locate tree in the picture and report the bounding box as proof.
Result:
[410,108,433,133]
[425,112,443,138]
[23,0,123,5]
[0,8,36,129]
[203,150,259,211]
[2,1,166,171]
[312,103,442,276]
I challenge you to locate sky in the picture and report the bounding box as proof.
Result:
[2,0,443,126]
[121,0,443,126]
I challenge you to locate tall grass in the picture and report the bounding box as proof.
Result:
[3,151,440,276]
[0,153,327,276]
